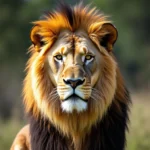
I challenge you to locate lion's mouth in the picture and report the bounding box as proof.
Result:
[63,94,87,102]
[61,94,88,113]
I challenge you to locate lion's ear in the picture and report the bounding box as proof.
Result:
[30,25,44,52]
[100,23,118,52]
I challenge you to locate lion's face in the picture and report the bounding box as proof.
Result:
[46,30,101,113]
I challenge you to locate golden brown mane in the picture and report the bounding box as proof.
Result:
[23,3,129,150]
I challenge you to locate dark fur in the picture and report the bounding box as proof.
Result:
[29,116,69,150]
[40,3,74,27]
[57,2,74,27]
[29,89,130,150]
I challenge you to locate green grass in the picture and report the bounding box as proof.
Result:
[0,92,150,150]
[0,119,24,150]
[127,92,150,150]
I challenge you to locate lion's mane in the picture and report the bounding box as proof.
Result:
[23,3,130,150]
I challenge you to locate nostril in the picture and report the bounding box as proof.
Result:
[77,79,85,86]
[63,79,85,89]
[63,79,71,85]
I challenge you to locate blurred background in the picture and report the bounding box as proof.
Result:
[0,0,149,149]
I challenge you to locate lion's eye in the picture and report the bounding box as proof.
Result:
[85,55,94,61]
[54,55,63,61]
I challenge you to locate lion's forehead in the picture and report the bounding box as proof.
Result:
[50,30,98,57]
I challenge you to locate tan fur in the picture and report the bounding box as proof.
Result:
[11,4,127,150]
[10,125,30,150]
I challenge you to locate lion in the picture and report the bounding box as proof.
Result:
[10,3,130,150]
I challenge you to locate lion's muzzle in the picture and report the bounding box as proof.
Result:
[57,65,90,113]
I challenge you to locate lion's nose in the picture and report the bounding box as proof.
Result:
[63,78,85,89]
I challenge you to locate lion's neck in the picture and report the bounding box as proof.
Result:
[29,92,130,150]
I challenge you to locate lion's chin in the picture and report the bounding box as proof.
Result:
[61,96,87,113]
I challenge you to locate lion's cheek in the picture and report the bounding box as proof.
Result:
[57,84,73,98]
[91,69,101,87]
[75,87,92,100]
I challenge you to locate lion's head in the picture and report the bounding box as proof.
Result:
[24,4,126,144]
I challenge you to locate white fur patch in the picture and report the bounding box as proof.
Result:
[14,145,24,150]
[61,98,87,113]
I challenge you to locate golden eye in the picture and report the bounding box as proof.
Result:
[85,55,94,60]
[54,55,63,60]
